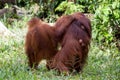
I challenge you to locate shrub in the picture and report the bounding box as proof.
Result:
[93,1,120,46]
[55,1,84,15]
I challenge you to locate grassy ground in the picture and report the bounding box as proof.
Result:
[0,16,120,80]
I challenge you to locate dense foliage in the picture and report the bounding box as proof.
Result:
[93,1,120,45]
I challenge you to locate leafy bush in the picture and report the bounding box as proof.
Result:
[93,1,120,45]
[55,1,84,15]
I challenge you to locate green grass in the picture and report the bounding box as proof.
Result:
[0,17,120,80]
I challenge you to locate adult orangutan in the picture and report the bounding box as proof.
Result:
[49,12,92,74]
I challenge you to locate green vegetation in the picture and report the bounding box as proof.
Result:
[0,0,120,80]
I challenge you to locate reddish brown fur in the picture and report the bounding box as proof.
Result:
[25,17,58,69]
[54,15,75,42]
[25,17,74,69]
[49,12,92,73]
